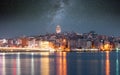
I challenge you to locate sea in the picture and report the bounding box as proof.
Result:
[0,51,119,75]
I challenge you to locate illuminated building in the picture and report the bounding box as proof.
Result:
[100,43,112,51]
[39,41,51,50]
[86,41,92,49]
[21,37,28,47]
[0,29,119,52]
[56,25,61,34]
[28,37,36,48]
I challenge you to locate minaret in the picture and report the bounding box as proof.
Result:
[56,25,61,34]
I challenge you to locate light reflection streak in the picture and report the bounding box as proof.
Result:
[2,53,6,75]
[105,51,110,75]
[40,52,50,75]
[0,54,3,75]
[31,53,34,75]
[116,51,119,75]
[17,53,21,75]
[101,52,104,75]
[57,52,62,75]
[13,58,16,75]
[63,52,67,75]
[56,52,67,75]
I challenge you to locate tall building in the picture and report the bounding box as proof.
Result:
[56,25,61,33]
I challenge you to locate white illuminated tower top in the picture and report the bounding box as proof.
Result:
[56,25,61,34]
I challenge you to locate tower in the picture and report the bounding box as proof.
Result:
[56,25,61,33]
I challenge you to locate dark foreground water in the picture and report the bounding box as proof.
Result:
[0,51,120,75]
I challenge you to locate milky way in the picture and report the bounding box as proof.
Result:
[46,0,70,32]
[0,0,120,38]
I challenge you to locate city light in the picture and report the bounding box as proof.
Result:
[0,26,119,52]
[100,44,112,51]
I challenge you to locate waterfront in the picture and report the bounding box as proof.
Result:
[0,51,120,75]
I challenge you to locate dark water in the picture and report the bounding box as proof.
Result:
[0,51,120,75]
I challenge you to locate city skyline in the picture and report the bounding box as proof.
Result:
[0,0,120,38]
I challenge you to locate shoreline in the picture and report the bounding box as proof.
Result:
[0,47,119,52]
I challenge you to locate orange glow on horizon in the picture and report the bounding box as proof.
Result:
[104,44,111,51]
[100,43,112,51]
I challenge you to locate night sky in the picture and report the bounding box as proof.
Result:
[0,0,120,38]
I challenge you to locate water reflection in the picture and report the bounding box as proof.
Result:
[0,54,2,75]
[105,51,110,75]
[31,53,34,75]
[116,51,119,75]
[2,53,6,75]
[40,52,50,75]
[101,52,104,75]
[13,58,16,75]
[0,53,5,75]
[56,52,67,75]
[39,52,67,75]
[0,52,119,75]
[17,53,20,75]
